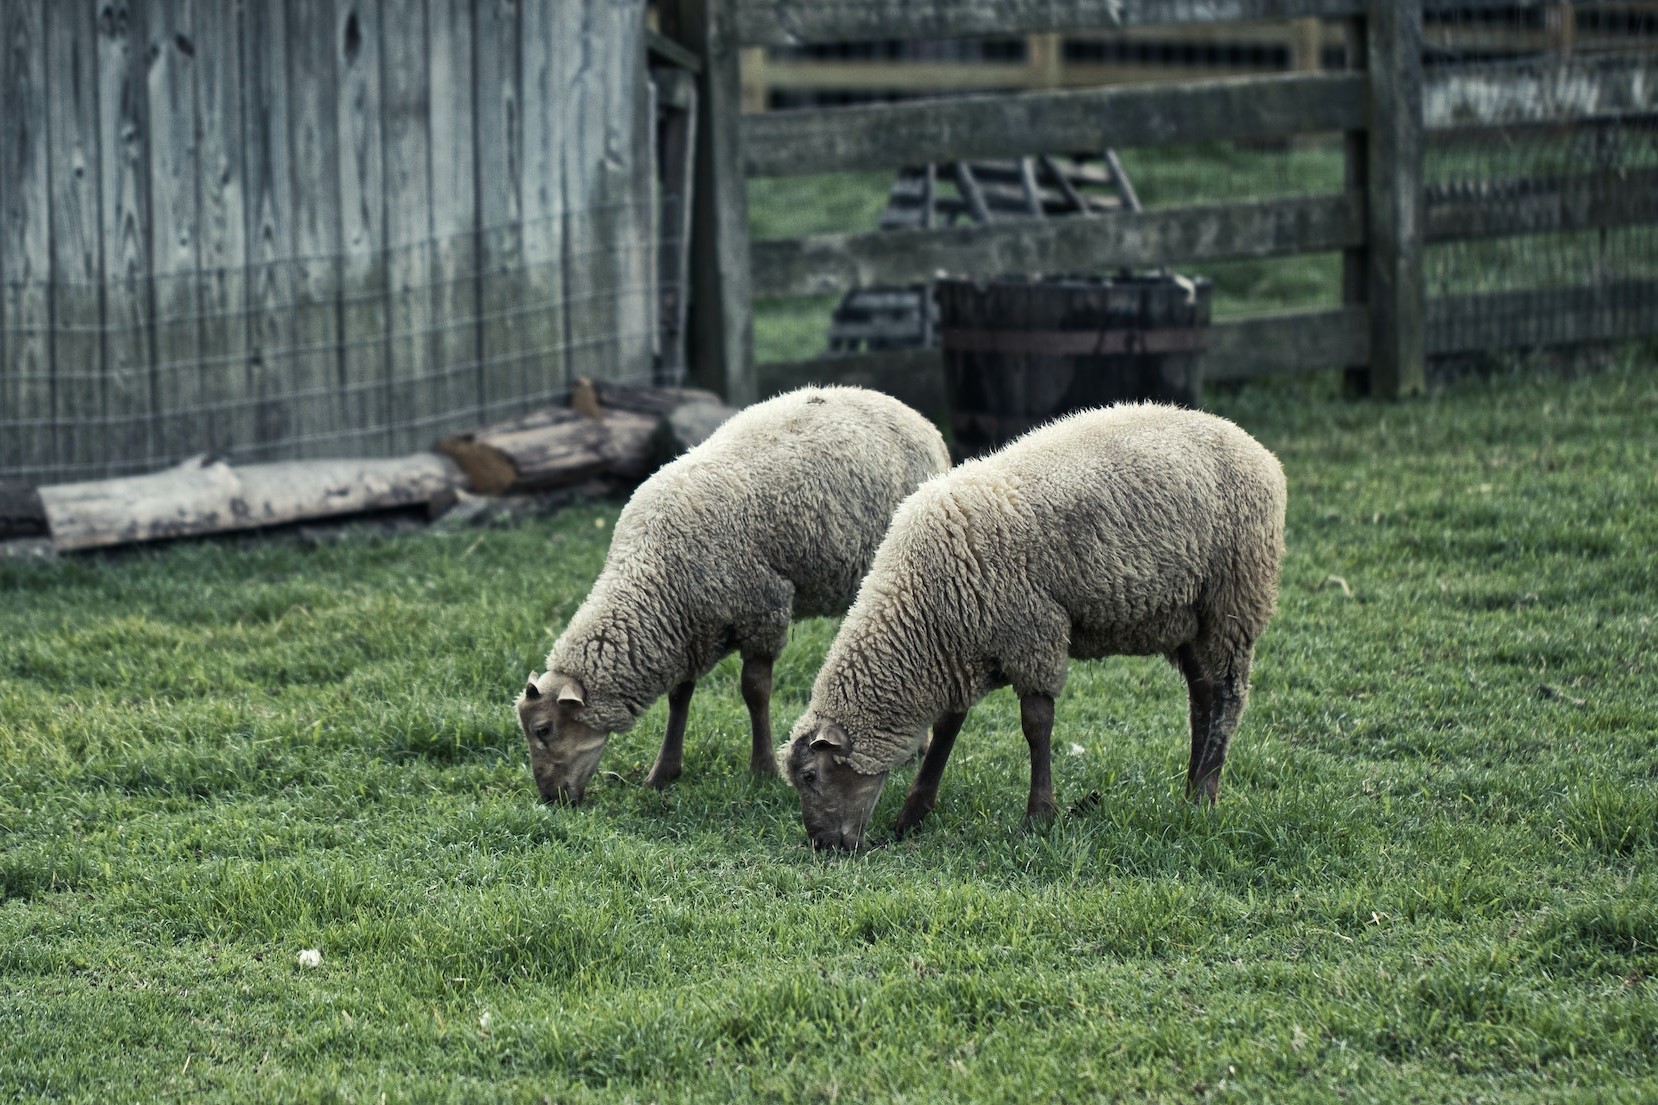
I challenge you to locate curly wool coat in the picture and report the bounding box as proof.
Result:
[786,401,1287,777]
[539,385,951,739]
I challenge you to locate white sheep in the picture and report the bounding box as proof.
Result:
[782,402,1286,849]
[518,386,950,804]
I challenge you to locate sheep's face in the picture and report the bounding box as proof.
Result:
[783,719,888,851]
[517,673,608,805]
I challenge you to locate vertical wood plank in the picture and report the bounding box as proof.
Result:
[1341,15,1369,395]
[519,0,569,404]
[195,0,248,457]
[678,0,756,405]
[474,0,523,422]
[244,0,296,454]
[287,0,344,455]
[1366,0,1424,399]
[427,0,479,431]
[1,0,52,478]
[336,0,388,453]
[563,0,652,388]
[146,0,202,466]
[611,0,655,386]
[381,0,435,453]
[45,0,104,479]
[653,66,697,385]
[98,0,154,472]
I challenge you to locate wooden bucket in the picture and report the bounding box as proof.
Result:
[935,273,1212,458]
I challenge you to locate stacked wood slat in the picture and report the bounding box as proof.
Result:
[826,155,1135,355]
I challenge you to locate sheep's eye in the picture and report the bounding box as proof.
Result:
[799,768,818,787]
[534,724,552,740]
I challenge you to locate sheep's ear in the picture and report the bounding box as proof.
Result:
[811,723,849,752]
[557,678,586,707]
[523,675,542,700]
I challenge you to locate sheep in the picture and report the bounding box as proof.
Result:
[517,385,950,805]
[782,402,1286,850]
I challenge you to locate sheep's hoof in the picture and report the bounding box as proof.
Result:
[1025,798,1059,824]
[749,756,781,780]
[893,802,933,839]
[643,764,681,789]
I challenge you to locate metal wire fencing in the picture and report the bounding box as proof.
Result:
[0,202,669,483]
[1422,2,1658,363]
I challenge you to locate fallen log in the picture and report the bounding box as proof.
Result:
[435,406,662,495]
[436,381,734,495]
[38,452,467,553]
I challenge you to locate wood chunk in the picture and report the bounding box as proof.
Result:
[437,406,661,495]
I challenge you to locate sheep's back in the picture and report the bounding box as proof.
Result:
[614,386,949,618]
[910,403,1284,654]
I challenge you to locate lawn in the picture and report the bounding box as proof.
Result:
[3,350,1656,1102]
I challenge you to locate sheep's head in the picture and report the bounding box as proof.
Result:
[783,715,888,851]
[517,672,608,805]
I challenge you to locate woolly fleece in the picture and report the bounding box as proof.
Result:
[786,402,1287,776]
[538,385,950,737]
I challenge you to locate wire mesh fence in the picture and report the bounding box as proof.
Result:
[0,0,667,487]
[1422,2,1658,361]
[0,202,672,483]
[744,4,1658,377]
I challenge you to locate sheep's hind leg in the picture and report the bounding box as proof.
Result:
[1176,643,1217,803]
[894,710,967,838]
[1189,647,1254,805]
[741,654,781,778]
[645,680,695,789]
[1021,693,1059,822]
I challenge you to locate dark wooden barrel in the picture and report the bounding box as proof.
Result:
[935,273,1212,458]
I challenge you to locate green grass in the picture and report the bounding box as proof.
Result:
[4,357,1657,1101]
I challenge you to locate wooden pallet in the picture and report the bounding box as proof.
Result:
[826,153,1143,353]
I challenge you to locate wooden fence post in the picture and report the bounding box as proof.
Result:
[1341,16,1370,396]
[1365,0,1425,398]
[676,0,757,406]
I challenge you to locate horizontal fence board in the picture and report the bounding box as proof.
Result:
[744,72,1364,177]
[755,279,1656,404]
[1205,306,1367,379]
[1427,279,1658,355]
[1426,168,1658,243]
[752,193,1362,298]
[732,0,1366,48]
[1425,55,1658,131]
[757,306,1366,407]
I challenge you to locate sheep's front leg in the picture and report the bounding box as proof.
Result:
[741,654,781,778]
[894,710,967,838]
[1021,692,1059,822]
[645,679,695,789]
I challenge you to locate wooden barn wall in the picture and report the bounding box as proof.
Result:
[0,0,654,482]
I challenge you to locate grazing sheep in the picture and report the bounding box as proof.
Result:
[518,386,950,805]
[782,402,1286,850]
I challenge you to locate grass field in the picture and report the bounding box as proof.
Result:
[3,352,1656,1101]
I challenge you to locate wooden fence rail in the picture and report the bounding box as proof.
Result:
[670,0,1658,407]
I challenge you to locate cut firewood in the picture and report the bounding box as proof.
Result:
[38,453,468,553]
[436,407,661,495]
[436,383,735,495]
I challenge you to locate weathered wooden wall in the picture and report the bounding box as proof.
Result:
[673,0,1658,405]
[0,0,655,483]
